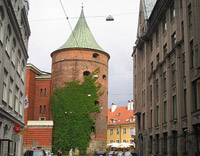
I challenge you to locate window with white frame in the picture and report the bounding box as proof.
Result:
[130,117,135,122]
[19,92,23,115]
[116,128,119,135]
[5,25,11,56]
[11,38,16,66]
[0,6,4,42]
[14,86,19,112]
[8,77,14,107]
[16,50,21,74]
[110,129,113,135]
[123,128,126,134]
[21,60,25,81]
[2,69,8,103]
[123,140,126,143]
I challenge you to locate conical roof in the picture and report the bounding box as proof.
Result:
[56,8,105,53]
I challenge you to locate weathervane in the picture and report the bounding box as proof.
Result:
[82,3,84,9]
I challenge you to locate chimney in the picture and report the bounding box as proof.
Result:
[111,103,117,112]
[128,100,133,110]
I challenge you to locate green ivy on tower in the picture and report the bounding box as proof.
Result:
[51,68,103,154]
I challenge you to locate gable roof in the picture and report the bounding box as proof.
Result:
[142,0,157,19]
[107,106,135,126]
[56,8,106,53]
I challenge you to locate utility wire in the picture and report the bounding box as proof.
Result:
[59,0,88,69]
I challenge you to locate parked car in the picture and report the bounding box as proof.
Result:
[44,150,53,156]
[94,151,107,156]
[24,150,46,156]
[117,151,124,156]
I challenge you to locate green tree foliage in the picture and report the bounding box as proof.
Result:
[51,69,102,154]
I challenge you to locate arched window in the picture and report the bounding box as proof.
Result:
[0,6,4,42]
[40,89,43,96]
[83,71,91,76]
[91,126,95,133]
[5,25,12,56]
[94,101,99,106]
[44,105,46,114]
[44,88,47,96]
[39,105,42,114]
[93,53,99,58]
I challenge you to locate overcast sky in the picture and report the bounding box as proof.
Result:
[27,0,140,108]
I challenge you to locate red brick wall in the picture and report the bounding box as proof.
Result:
[51,49,109,141]
[23,127,53,147]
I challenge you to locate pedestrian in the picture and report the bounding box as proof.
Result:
[69,149,73,156]
[57,148,62,156]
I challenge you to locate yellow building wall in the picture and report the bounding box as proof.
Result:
[107,124,136,144]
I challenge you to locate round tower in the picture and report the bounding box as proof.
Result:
[51,8,109,152]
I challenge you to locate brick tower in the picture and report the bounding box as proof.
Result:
[51,8,109,153]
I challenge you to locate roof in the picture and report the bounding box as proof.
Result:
[142,0,157,19]
[56,8,106,53]
[107,106,135,126]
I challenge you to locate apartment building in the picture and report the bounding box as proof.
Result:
[132,0,200,155]
[0,0,30,156]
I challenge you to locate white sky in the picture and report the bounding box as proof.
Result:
[27,0,140,108]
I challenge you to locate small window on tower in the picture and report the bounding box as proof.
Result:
[91,126,95,132]
[83,71,91,76]
[93,53,99,58]
[102,75,106,80]
[94,101,99,105]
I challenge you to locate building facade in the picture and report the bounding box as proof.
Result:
[132,0,200,155]
[107,101,136,148]
[23,64,53,152]
[0,0,30,156]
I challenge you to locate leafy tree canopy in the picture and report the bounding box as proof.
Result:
[51,69,102,154]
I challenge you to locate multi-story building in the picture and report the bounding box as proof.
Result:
[24,8,109,154]
[0,0,30,156]
[107,101,136,148]
[132,0,200,155]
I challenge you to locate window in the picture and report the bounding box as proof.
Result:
[156,106,159,126]
[156,53,159,64]
[163,133,168,154]
[183,129,188,154]
[14,86,19,112]
[150,39,153,51]
[110,129,113,135]
[190,40,194,68]
[11,38,16,66]
[183,89,187,116]
[109,140,113,143]
[83,71,91,76]
[155,79,159,97]
[110,119,115,124]
[8,78,14,107]
[150,136,153,154]
[123,140,126,143]
[102,75,106,80]
[116,140,119,143]
[94,101,99,105]
[138,115,141,130]
[171,32,176,47]
[193,79,200,110]
[163,43,167,58]
[150,85,152,103]
[156,134,159,154]
[40,89,43,96]
[5,25,11,56]
[2,69,8,103]
[163,72,166,91]
[0,6,4,42]
[142,113,145,130]
[162,16,167,33]
[170,2,175,21]
[44,88,47,96]
[151,62,153,73]
[172,63,176,85]
[150,110,152,128]
[164,101,167,123]
[40,105,42,114]
[19,92,23,115]
[44,105,46,114]
[180,0,182,8]
[123,128,126,134]
[93,53,99,58]
[173,95,177,120]
[16,50,21,74]
[183,53,186,76]
[156,29,159,44]
[181,21,184,39]
[39,117,46,121]
[188,4,192,29]
[172,131,177,154]
[116,128,119,135]
[130,117,135,122]
[21,60,25,81]
[129,127,134,135]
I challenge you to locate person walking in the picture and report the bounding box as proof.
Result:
[57,148,62,156]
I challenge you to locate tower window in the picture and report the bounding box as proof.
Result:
[44,88,47,96]
[83,71,91,76]
[102,75,106,80]
[40,89,43,96]
[94,101,99,105]
[40,105,42,114]
[93,53,99,58]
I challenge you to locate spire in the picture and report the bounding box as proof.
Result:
[57,8,105,53]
